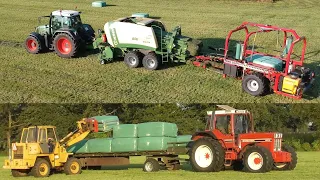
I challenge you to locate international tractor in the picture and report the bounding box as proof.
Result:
[193,22,315,99]
[189,105,297,173]
[93,16,202,70]
[25,10,95,58]
[3,118,100,177]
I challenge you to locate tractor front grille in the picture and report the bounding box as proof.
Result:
[13,146,23,159]
[274,138,282,151]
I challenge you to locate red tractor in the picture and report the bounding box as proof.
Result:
[189,105,297,173]
[193,22,315,99]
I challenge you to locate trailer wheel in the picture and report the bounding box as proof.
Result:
[53,33,78,58]
[242,74,268,96]
[31,158,51,177]
[64,158,82,175]
[273,145,297,171]
[11,169,30,177]
[25,35,42,54]
[167,163,181,171]
[189,137,224,172]
[143,158,160,172]
[243,146,273,173]
[142,53,160,70]
[124,51,141,68]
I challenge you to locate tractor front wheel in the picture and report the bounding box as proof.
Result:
[243,146,273,173]
[25,35,42,54]
[64,158,82,175]
[143,158,160,172]
[53,33,78,58]
[124,51,141,68]
[142,53,160,70]
[31,158,51,177]
[242,74,268,96]
[11,169,30,177]
[273,145,297,171]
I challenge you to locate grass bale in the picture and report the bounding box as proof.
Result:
[132,13,149,18]
[92,1,107,7]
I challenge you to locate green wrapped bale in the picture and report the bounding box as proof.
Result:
[111,138,137,152]
[137,122,178,137]
[67,139,89,153]
[87,138,112,153]
[176,135,192,147]
[137,137,176,151]
[92,115,119,132]
[113,124,137,138]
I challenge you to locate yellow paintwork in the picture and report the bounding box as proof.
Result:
[282,76,301,95]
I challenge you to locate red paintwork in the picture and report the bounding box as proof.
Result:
[27,39,37,51]
[205,153,210,159]
[57,37,72,54]
[254,158,261,164]
[102,34,107,43]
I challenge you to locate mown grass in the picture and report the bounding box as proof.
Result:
[0,0,319,103]
[0,152,319,179]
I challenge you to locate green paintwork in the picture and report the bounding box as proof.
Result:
[36,25,50,36]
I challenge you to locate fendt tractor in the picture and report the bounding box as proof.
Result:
[25,10,95,58]
[93,16,202,70]
[189,105,297,173]
[193,22,315,99]
[3,118,100,177]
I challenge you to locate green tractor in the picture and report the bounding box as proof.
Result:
[25,10,95,58]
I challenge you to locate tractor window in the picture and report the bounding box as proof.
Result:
[234,114,251,134]
[51,16,62,31]
[39,128,47,143]
[47,128,57,142]
[70,15,82,27]
[20,129,28,143]
[27,127,37,143]
[215,115,231,134]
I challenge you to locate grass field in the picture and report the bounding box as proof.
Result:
[0,0,319,103]
[0,152,319,179]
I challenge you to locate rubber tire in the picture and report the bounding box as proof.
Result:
[25,35,42,54]
[124,51,141,68]
[189,137,225,172]
[64,158,82,175]
[242,74,268,96]
[11,169,29,177]
[143,158,160,172]
[31,158,51,177]
[243,146,273,173]
[53,33,78,58]
[273,145,297,171]
[142,53,160,70]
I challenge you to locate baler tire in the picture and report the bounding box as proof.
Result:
[25,35,42,54]
[142,53,160,70]
[143,158,160,172]
[243,146,273,173]
[124,51,141,68]
[11,169,29,177]
[242,74,268,96]
[189,137,224,172]
[273,145,297,171]
[64,158,82,175]
[53,33,78,58]
[31,158,51,177]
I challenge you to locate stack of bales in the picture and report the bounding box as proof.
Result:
[93,115,120,132]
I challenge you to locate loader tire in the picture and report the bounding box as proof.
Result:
[11,169,29,177]
[64,157,82,175]
[124,51,141,68]
[243,146,273,173]
[53,33,79,58]
[143,158,160,172]
[142,53,160,70]
[273,145,297,171]
[189,137,225,172]
[242,74,269,96]
[31,158,51,177]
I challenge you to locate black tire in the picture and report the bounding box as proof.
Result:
[64,158,82,175]
[273,145,297,171]
[11,169,29,177]
[124,51,141,68]
[25,35,42,54]
[243,146,273,173]
[143,158,160,172]
[31,158,51,177]
[242,74,269,96]
[53,33,79,58]
[189,137,225,172]
[232,160,244,171]
[142,53,160,70]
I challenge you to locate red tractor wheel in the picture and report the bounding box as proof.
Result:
[25,35,41,54]
[53,33,78,58]
[273,145,297,170]
[243,146,273,173]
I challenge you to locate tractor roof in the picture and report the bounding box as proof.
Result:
[207,105,250,115]
[52,10,81,17]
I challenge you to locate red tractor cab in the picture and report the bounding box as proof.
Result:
[194,22,315,99]
[189,105,297,173]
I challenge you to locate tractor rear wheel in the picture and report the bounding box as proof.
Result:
[189,137,225,172]
[31,158,51,177]
[273,145,297,171]
[11,169,30,177]
[242,74,269,96]
[124,51,141,68]
[143,158,160,172]
[25,35,42,54]
[53,33,78,58]
[142,53,160,70]
[64,158,82,175]
[243,146,273,173]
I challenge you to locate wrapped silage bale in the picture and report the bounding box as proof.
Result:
[87,138,112,153]
[111,138,138,152]
[92,115,120,132]
[137,122,178,137]
[176,135,192,147]
[67,139,89,153]
[113,124,138,138]
[137,137,176,151]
